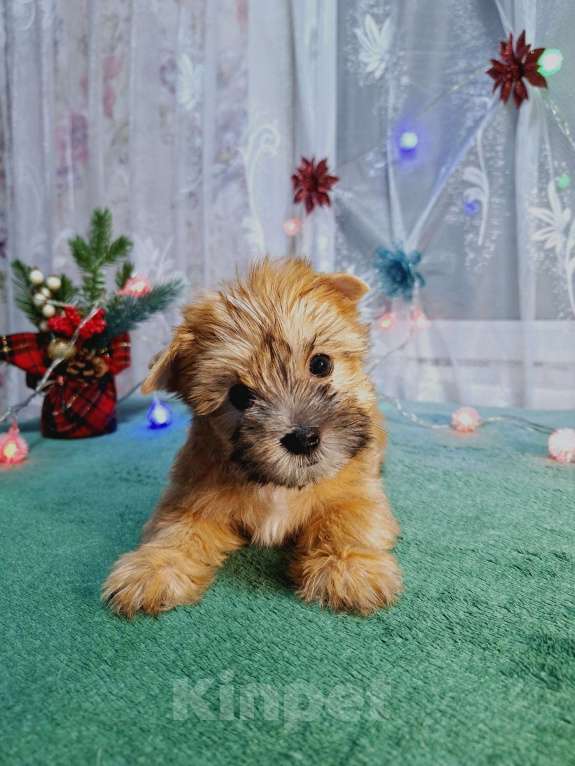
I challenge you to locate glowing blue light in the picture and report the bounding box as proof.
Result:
[147,397,173,429]
[399,131,418,152]
[464,199,480,216]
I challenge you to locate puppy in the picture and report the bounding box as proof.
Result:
[102,258,401,616]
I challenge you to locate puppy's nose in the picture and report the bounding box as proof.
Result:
[280,426,320,456]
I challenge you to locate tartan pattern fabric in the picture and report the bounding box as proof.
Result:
[0,332,131,439]
[107,334,131,375]
[42,373,119,439]
[0,332,49,376]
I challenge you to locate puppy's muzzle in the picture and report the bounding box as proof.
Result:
[280,426,320,456]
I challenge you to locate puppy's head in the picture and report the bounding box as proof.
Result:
[143,258,375,488]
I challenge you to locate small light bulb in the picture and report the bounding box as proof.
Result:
[464,199,480,216]
[548,428,575,464]
[411,307,430,330]
[557,173,571,190]
[379,311,395,330]
[147,397,173,429]
[118,276,152,297]
[451,407,481,434]
[0,423,29,465]
[538,48,563,77]
[399,131,418,152]
[283,217,302,237]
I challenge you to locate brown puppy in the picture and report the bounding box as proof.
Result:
[102,258,401,617]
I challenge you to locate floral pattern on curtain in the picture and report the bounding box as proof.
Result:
[1,0,574,414]
[0,0,254,411]
[334,0,575,408]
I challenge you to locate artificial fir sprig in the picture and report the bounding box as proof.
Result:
[9,208,182,339]
[11,260,37,323]
[11,259,78,326]
[68,208,133,306]
[102,280,184,341]
[115,260,135,290]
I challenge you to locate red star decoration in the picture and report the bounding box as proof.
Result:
[292,157,339,215]
[487,30,547,109]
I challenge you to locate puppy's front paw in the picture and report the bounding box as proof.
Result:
[101,546,209,618]
[292,547,402,616]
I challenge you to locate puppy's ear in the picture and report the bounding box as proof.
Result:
[317,273,369,302]
[141,327,193,395]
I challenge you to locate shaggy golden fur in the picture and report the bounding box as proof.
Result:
[102,258,402,616]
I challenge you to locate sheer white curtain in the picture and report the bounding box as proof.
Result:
[0,0,256,411]
[1,0,574,414]
[335,0,575,409]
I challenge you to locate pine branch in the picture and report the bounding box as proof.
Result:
[69,209,131,307]
[81,271,106,307]
[102,279,183,340]
[11,259,40,326]
[89,208,112,263]
[57,274,78,304]
[106,235,133,265]
[115,261,134,289]
[68,236,93,271]
[11,259,30,284]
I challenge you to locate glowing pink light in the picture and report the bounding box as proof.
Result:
[380,311,396,330]
[283,217,302,237]
[118,276,152,297]
[411,307,431,330]
[548,428,575,464]
[451,407,481,434]
[0,423,29,466]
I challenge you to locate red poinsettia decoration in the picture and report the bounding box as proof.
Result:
[292,157,339,214]
[47,306,107,340]
[487,30,546,109]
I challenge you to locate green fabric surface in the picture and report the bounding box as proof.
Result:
[1,398,574,766]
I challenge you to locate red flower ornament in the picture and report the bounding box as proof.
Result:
[487,30,546,109]
[47,306,81,337]
[292,157,339,214]
[47,306,106,340]
[78,308,106,339]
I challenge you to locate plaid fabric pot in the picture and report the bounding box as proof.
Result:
[0,332,130,439]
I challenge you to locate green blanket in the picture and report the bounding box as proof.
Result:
[1,398,574,765]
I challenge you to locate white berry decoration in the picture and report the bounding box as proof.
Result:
[40,286,52,297]
[46,275,62,291]
[32,292,47,307]
[41,303,56,318]
[29,269,44,286]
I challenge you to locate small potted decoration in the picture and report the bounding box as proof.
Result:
[0,209,182,438]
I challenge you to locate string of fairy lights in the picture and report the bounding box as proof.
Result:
[1,33,574,467]
[282,35,575,465]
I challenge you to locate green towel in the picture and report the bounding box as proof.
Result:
[1,398,573,765]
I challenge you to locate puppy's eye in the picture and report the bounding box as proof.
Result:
[309,354,333,378]
[228,383,255,411]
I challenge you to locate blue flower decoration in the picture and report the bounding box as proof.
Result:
[374,247,426,302]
